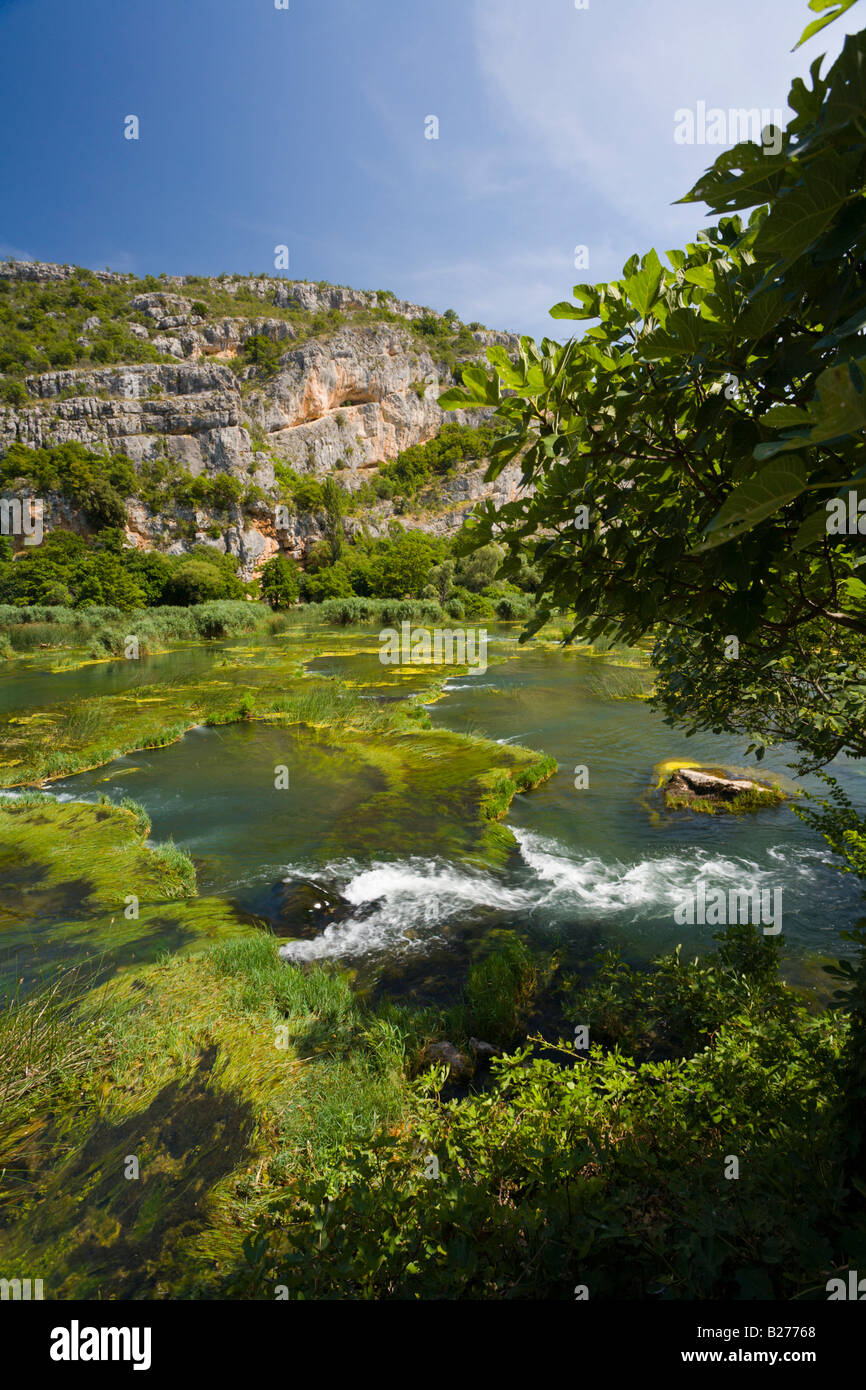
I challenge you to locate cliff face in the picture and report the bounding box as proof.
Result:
[0,262,526,578]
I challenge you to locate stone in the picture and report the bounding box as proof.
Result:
[419,1041,474,1083]
[0,260,530,582]
[665,767,774,802]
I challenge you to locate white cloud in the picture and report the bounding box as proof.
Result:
[471,0,848,240]
[384,241,627,340]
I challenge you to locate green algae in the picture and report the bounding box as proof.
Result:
[0,795,259,993]
[0,625,561,1295]
[0,936,413,1298]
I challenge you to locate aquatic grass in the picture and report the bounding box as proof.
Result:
[202,936,411,1170]
[0,968,114,1205]
[314,597,445,627]
[664,785,787,815]
[478,753,558,823]
[456,933,541,1048]
[208,935,358,1035]
[118,795,151,838]
[146,839,197,897]
[0,600,274,662]
[0,786,53,810]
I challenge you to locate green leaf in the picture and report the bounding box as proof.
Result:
[693,460,808,550]
[549,301,591,320]
[737,289,788,342]
[794,0,861,51]
[842,576,866,602]
[756,360,866,456]
[624,249,664,320]
[642,307,719,359]
[760,404,812,429]
[486,345,528,388]
[678,143,789,213]
[753,152,851,266]
[437,386,475,409]
[683,264,716,291]
[792,506,831,551]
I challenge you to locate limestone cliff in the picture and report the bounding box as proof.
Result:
[0,261,527,578]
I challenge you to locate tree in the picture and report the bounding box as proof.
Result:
[164,560,227,605]
[455,543,503,594]
[260,555,300,609]
[368,527,442,598]
[240,333,283,376]
[429,558,456,605]
[441,0,866,1169]
[442,7,866,775]
[321,477,344,561]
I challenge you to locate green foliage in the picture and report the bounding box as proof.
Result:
[0,269,164,377]
[229,926,858,1300]
[795,0,861,47]
[461,934,539,1047]
[237,333,285,377]
[300,527,449,603]
[410,312,480,371]
[313,596,445,625]
[0,379,28,406]
[260,555,300,609]
[442,6,866,1183]
[163,548,244,605]
[322,476,344,561]
[0,266,466,393]
[444,24,866,778]
[1,441,134,529]
[271,463,326,515]
[0,534,244,613]
[376,422,504,497]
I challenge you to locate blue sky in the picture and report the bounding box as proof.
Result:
[0,0,853,340]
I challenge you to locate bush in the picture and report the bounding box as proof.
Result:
[495,593,531,621]
[159,560,228,606]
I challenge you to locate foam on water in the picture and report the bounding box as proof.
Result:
[278,830,833,961]
[278,856,532,962]
[513,828,827,920]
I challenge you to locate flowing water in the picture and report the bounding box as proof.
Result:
[4,628,864,987]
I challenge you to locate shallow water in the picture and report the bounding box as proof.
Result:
[0,642,233,715]
[30,630,864,977]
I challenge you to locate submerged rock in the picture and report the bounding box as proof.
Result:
[268,876,347,938]
[419,1040,474,1083]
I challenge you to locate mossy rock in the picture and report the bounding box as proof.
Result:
[662,765,787,815]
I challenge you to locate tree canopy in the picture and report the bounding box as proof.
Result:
[442,7,866,775]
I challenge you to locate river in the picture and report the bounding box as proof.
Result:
[5,625,856,989]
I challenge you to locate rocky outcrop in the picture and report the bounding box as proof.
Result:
[663,767,783,810]
[0,262,526,579]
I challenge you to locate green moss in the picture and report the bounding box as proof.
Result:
[663,786,786,814]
